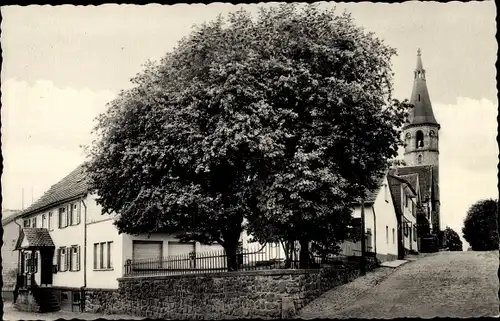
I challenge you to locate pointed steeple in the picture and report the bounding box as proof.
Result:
[406,48,439,127]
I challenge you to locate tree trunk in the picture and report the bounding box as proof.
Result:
[220,229,242,272]
[281,238,292,269]
[299,237,309,269]
[226,246,239,272]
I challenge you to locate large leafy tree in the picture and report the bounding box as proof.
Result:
[245,5,409,267]
[462,199,498,251]
[443,227,463,251]
[86,4,409,270]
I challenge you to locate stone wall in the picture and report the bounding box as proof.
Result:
[15,290,40,312]
[85,258,378,319]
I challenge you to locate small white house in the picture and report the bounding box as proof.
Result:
[14,165,226,312]
[348,173,399,262]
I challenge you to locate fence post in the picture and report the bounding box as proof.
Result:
[360,199,366,276]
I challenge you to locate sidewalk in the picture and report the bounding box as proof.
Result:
[3,302,145,321]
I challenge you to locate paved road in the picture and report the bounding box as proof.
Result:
[299,251,499,319]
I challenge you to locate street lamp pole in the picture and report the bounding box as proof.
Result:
[360,198,366,276]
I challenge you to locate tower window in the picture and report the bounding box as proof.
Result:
[416,130,424,148]
[429,130,435,137]
[418,94,421,102]
[417,154,423,164]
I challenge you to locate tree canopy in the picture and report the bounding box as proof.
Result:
[462,199,498,251]
[443,227,463,251]
[85,4,409,269]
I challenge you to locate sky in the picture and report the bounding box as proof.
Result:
[1,2,497,247]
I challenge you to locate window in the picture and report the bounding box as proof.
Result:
[416,130,424,148]
[418,94,421,102]
[59,207,68,228]
[93,244,98,270]
[24,252,38,273]
[23,219,30,227]
[404,133,411,148]
[58,247,68,272]
[94,241,113,270]
[404,194,409,208]
[384,184,389,202]
[32,217,37,228]
[413,226,417,242]
[69,246,81,271]
[385,226,389,244]
[42,214,47,228]
[404,224,409,237]
[48,212,54,231]
[107,242,112,268]
[69,203,81,226]
[392,228,395,244]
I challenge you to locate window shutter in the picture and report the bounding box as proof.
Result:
[76,246,81,271]
[34,252,38,273]
[57,248,61,271]
[66,247,71,271]
[77,203,81,225]
[66,206,70,227]
[69,205,73,226]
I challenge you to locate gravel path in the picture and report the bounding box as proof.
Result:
[298,251,499,319]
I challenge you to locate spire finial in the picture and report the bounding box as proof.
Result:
[417,48,421,56]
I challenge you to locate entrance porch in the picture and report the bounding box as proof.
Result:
[14,227,60,312]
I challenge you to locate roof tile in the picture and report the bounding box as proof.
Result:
[21,164,88,217]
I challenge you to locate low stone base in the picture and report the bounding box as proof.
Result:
[376,253,398,263]
[14,290,40,312]
[86,257,379,320]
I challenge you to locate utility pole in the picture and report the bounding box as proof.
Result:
[360,198,366,276]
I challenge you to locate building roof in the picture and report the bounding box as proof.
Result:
[14,228,55,250]
[391,165,435,201]
[398,173,419,197]
[20,164,89,218]
[2,209,22,226]
[406,49,439,127]
[353,170,388,205]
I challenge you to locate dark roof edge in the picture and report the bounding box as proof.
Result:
[2,213,23,226]
[387,174,418,196]
[403,122,441,130]
[20,193,88,219]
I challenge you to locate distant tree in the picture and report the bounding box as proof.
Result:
[443,227,463,251]
[462,199,498,251]
[86,4,410,270]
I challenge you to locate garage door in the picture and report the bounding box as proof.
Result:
[132,241,162,262]
[168,242,195,257]
[168,242,195,269]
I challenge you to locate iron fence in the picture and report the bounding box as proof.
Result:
[124,239,373,277]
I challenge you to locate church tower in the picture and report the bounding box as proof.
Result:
[402,48,441,235]
[403,48,440,166]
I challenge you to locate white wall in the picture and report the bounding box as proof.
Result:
[85,195,123,289]
[22,200,86,288]
[351,177,398,261]
[372,178,399,260]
